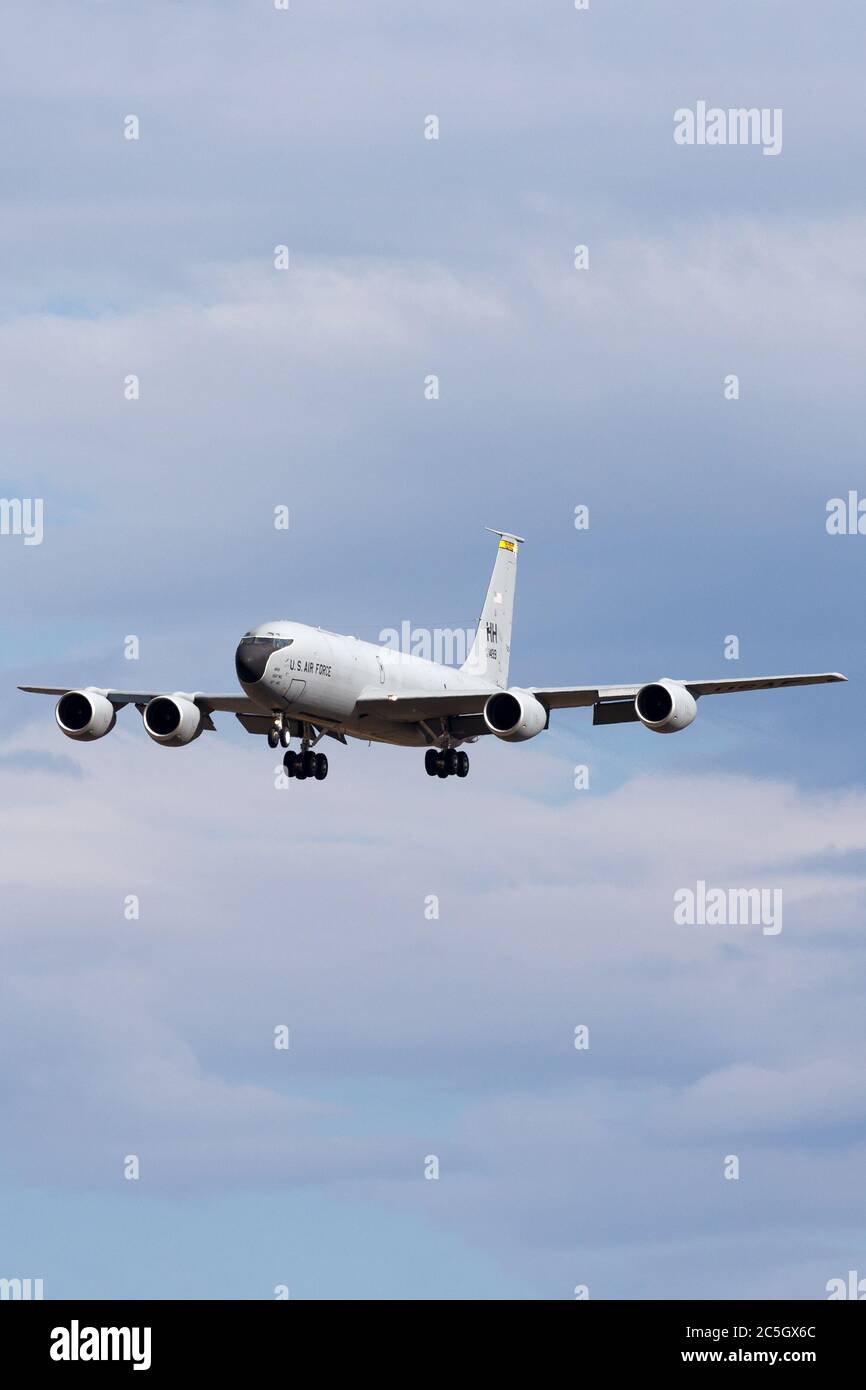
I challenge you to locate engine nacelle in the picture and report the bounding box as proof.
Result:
[55,690,116,741]
[143,694,204,747]
[634,679,697,733]
[483,687,547,742]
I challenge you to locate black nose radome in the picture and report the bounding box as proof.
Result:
[235,641,271,685]
[235,635,293,685]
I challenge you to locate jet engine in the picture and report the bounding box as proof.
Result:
[143,694,204,747]
[55,690,116,741]
[634,679,697,733]
[483,688,547,742]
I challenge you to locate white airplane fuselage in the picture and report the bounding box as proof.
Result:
[235,621,495,747]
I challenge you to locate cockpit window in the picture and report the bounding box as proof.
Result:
[239,636,293,649]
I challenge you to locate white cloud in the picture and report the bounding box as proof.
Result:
[1,715,864,1289]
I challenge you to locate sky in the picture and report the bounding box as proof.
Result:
[1,0,865,1300]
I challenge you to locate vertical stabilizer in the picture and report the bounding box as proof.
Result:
[461,529,525,687]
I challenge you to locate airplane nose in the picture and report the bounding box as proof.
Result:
[235,638,273,685]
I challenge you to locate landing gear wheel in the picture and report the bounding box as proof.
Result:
[436,755,448,778]
[302,749,317,778]
[314,753,328,780]
[283,750,298,777]
[267,727,280,749]
[425,749,439,776]
[445,749,459,776]
[456,751,469,777]
[294,761,308,780]
[279,727,292,749]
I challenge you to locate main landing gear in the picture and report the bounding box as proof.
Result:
[284,748,328,781]
[272,718,329,782]
[425,748,469,779]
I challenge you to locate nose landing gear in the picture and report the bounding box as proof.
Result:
[267,718,294,750]
[425,748,469,778]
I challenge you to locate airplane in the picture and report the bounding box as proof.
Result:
[19,529,846,784]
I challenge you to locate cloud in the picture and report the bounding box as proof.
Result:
[0,748,83,778]
[1,715,864,1290]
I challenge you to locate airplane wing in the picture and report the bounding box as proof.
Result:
[354,673,846,722]
[534,672,847,710]
[354,690,492,720]
[18,686,261,716]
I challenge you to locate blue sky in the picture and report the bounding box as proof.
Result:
[1,0,865,1299]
